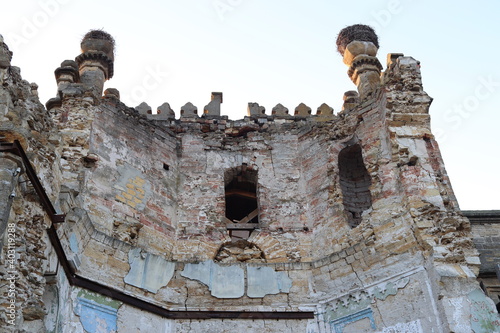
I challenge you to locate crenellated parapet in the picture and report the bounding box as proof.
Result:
[149,98,337,124]
[106,89,339,123]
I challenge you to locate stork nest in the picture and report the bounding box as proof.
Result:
[336,24,379,56]
[82,29,115,46]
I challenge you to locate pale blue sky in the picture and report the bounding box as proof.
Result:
[1,0,499,210]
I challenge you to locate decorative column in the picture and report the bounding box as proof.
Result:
[75,30,115,99]
[336,25,383,100]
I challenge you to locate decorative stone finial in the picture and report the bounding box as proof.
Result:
[75,30,115,98]
[336,25,382,100]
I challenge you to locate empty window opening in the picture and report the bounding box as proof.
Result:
[338,144,372,228]
[224,164,258,241]
[163,163,170,171]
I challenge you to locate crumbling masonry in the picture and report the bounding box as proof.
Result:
[1,25,500,332]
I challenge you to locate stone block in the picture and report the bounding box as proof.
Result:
[247,266,292,298]
[124,248,176,293]
[181,260,244,298]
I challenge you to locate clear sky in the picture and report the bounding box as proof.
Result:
[1,0,499,210]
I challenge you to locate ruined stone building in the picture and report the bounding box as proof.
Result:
[1,25,500,332]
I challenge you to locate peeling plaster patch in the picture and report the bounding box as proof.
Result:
[113,164,151,210]
[75,298,118,333]
[181,260,244,298]
[247,266,292,298]
[371,277,409,301]
[330,308,375,333]
[326,277,410,322]
[181,260,212,287]
[69,232,79,254]
[460,265,477,278]
[124,248,175,293]
[306,318,320,333]
[375,320,423,333]
[117,304,176,332]
[327,293,372,321]
[74,290,121,333]
[469,289,500,332]
[435,263,475,278]
[446,297,470,333]
[42,284,59,333]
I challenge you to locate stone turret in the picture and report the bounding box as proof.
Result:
[337,24,383,100]
[75,30,115,99]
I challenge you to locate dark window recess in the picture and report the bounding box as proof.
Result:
[338,144,372,228]
[224,165,258,241]
[163,163,170,171]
